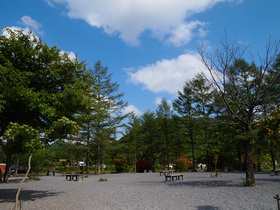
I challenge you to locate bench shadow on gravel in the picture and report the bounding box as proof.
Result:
[0,188,62,203]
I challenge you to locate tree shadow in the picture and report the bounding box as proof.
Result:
[197,205,220,210]
[256,178,280,183]
[0,188,62,203]
[167,180,243,188]
[1,178,24,184]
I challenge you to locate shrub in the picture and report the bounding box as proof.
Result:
[174,158,193,172]
[155,164,164,171]
[137,160,153,172]
[115,159,128,173]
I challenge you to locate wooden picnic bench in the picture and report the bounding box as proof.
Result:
[65,173,84,181]
[159,170,173,176]
[165,174,183,181]
[274,170,280,175]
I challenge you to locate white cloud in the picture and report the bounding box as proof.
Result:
[44,0,55,7]
[127,52,207,95]
[166,21,206,47]
[123,104,143,116]
[60,50,76,60]
[47,0,240,46]
[20,16,43,35]
[155,97,163,106]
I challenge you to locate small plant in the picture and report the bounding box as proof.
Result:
[241,177,250,187]
[98,177,107,181]
[273,194,280,210]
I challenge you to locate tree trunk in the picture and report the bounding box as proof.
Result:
[86,147,90,174]
[101,156,104,174]
[244,140,256,186]
[271,144,276,171]
[107,157,109,174]
[4,154,11,182]
[190,130,196,172]
[13,154,32,210]
[15,157,19,176]
[97,144,100,175]
[86,126,90,174]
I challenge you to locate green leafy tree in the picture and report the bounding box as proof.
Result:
[0,28,91,181]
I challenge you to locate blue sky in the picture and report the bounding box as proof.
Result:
[1,0,280,116]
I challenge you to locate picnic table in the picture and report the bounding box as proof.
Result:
[165,174,184,181]
[65,173,84,181]
[159,170,173,176]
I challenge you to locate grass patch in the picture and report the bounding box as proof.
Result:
[98,177,107,181]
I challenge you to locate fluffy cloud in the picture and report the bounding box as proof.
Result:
[20,16,43,35]
[122,104,143,116]
[127,52,206,95]
[47,0,239,46]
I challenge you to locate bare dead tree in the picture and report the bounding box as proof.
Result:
[198,37,280,186]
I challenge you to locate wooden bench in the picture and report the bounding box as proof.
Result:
[65,174,84,181]
[165,174,183,181]
[274,170,280,175]
[159,171,173,176]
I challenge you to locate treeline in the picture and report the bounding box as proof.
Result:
[121,72,280,174]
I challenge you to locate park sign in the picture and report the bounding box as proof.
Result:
[59,159,67,162]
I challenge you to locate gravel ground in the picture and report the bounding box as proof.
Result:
[0,172,280,210]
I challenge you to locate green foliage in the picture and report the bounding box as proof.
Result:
[46,117,81,142]
[0,28,91,143]
[47,140,71,162]
[0,28,94,185]
[4,123,42,154]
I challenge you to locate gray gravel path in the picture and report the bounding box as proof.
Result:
[0,172,279,210]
